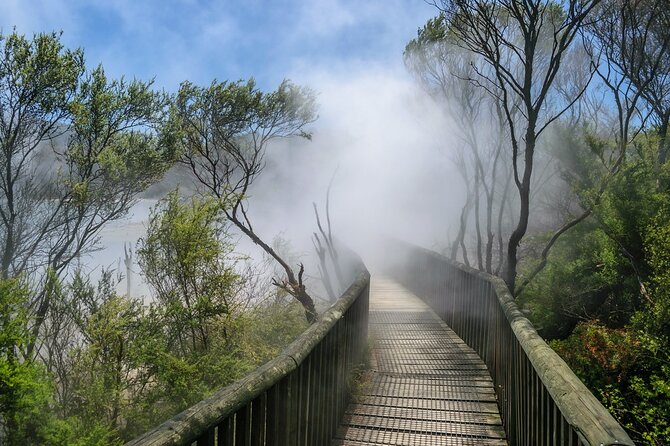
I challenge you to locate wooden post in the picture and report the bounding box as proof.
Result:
[123,270,370,446]
[381,240,635,446]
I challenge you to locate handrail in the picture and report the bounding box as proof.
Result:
[384,241,634,446]
[125,268,370,446]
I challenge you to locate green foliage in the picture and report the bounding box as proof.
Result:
[0,31,83,118]
[0,279,52,444]
[117,298,307,440]
[62,64,177,224]
[138,190,239,354]
[404,13,449,57]
[175,78,316,149]
[520,129,670,444]
[0,278,123,445]
[0,203,310,444]
[45,263,307,442]
[40,416,122,446]
[69,295,141,429]
[230,299,309,365]
[551,321,641,388]
[623,366,670,444]
[553,325,670,445]
[519,221,640,337]
[639,208,670,339]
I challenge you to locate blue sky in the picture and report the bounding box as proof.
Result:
[0,0,437,91]
[0,1,462,283]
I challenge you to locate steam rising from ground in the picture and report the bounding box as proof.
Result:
[252,66,463,258]
[2,1,460,299]
[96,65,466,298]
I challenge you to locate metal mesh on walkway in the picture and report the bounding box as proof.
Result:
[332,277,508,446]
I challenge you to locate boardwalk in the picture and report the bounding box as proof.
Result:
[332,277,507,446]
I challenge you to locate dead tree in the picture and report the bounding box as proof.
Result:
[175,79,319,322]
[124,242,133,298]
[405,15,513,272]
[432,0,601,291]
[313,193,344,301]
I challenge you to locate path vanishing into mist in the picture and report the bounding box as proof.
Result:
[332,276,507,445]
[124,242,635,446]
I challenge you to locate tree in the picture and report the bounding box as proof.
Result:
[405,14,514,273]
[0,278,52,444]
[138,190,239,354]
[514,0,670,296]
[592,0,670,167]
[0,31,83,280]
[0,31,178,357]
[432,0,600,291]
[65,276,139,441]
[174,79,319,322]
[312,176,345,302]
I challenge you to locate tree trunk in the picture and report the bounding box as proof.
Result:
[451,196,472,266]
[504,128,536,292]
[657,111,670,167]
[228,213,317,323]
[495,171,512,275]
[474,164,484,271]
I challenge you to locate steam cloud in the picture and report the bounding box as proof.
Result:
[92,64,466,298]
[244,65,465,269]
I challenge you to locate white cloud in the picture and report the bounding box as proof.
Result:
[249,65,464,257]
[1,0,458,270]
[292,0,358,38]
[0,0,80,36]
[0,0,439,90]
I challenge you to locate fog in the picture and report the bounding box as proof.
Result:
[253,67,463,255]
[89,65,465,298]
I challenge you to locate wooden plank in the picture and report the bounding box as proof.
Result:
[369,376,495,388]
[374,357,491,367]
[331,277,508,445]
[346,403,503,425]
[332,441,504,446]
[334,427,508,446]
[361,386,498,402]
[340,414,506,438]
[354,396,502,414]
[372,366,493,376]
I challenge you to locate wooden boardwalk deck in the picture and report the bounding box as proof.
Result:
[332,277,508,446]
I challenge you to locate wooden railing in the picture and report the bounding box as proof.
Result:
[384,241,634,446]
[125,269,370,446]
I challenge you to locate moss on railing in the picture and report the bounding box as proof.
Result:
[125,268,370,446]
[385,241,634,446]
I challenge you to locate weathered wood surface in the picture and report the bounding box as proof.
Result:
[332,277,508,446]
[386,241,636,446]
[124,272,370,446]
